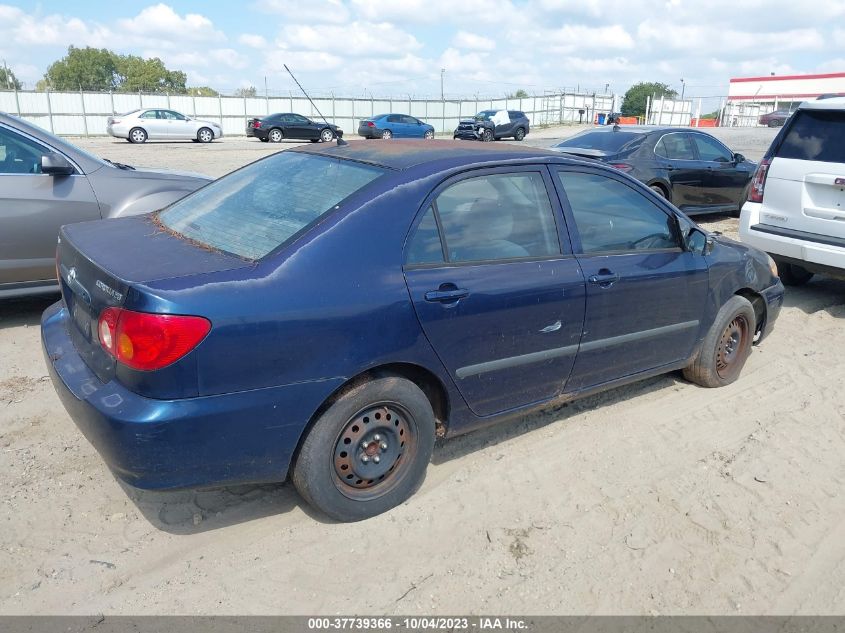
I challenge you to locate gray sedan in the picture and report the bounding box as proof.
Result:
[107,109,223,143]
[0,112,211,299]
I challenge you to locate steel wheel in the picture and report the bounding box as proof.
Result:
[269,128,283,143]
[129,128,147,144]
[423,129,434,140]
[332,403,416,501]
[320,128,335,142]
[715,314,750,381]
[382,129,393,140]
[197,127,213,143]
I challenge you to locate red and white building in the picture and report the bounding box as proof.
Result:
[723,72,845,126]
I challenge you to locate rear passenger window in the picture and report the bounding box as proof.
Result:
[557,171,678,253]
[777,110,845,163]
[655,133,695,160]
[406,207,444,265]
[435,172,560,263]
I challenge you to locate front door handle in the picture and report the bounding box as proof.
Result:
[588,270,619,287]
[425,287,469,303]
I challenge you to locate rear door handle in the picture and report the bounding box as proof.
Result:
[425,288,469,302]
[588,270,619,287]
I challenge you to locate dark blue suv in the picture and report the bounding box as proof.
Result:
[42,141,784,521]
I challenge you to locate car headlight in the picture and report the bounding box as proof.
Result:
[766,254,778,278]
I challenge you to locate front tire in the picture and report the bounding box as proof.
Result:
[128,127,147,144]
[320,128,335,142]
[423,129,434,140]
[777,261,814,286]
[292,376,436,522]
[197,127,214,143]
[481,128,493,142]
[683,295,755,388]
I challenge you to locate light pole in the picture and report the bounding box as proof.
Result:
[680,78,685,101]
[440,68,445,101]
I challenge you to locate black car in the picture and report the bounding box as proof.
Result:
[246,112,343,143]
[454,110,529,142]
[552,126,756,216]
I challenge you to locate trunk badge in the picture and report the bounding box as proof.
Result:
[96,280,123,303]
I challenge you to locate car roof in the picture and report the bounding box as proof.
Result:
[293,139,582,171]
[800,97,845,110]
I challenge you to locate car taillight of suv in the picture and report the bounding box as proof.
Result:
[747,158,771,203]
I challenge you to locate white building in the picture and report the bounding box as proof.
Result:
[723,72,845,126]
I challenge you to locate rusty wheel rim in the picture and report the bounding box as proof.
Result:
[716,314,750,380]
[332,403,415,500]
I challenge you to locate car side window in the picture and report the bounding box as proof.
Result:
[140,110,157,119]
[402,116,418,125]
[655,133,695,160]
[434,172,561,263]
[406,206,445,265]
[692,134,732,162]
[556,171,679,254]
[0,126,45,174]
[387,115,401,123]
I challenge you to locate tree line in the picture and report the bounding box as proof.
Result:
[2,46,257,97]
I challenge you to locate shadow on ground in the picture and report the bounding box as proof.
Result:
[0,295,58,330]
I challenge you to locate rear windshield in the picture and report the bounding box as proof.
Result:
[554,131,641,152]
[158,152,384,259]
[777,110,845,163]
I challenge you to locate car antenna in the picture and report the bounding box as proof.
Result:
[283,64,348,146]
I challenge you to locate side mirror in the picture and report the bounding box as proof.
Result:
[684,227,711,255]
[733,153,745,164]
[41,152,74,176]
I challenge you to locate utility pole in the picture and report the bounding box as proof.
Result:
[604,83,609,94]
[680,78,686,101]
[441,68,445,101]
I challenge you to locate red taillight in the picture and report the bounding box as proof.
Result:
[252,120,261,128]
[98,307,211,371]
[609,162,633,172]
[366,121,375,127]
[748,157,771,203]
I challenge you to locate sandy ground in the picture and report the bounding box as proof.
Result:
[2,126,844,615]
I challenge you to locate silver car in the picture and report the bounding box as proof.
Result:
[107,109,223,143]
[0,112,211,299]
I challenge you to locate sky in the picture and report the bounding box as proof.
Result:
[0,0,843,101]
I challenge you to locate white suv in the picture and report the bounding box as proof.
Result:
[739,97,845,285]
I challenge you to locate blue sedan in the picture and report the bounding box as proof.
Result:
[42,140,784,521]
[358,113,435,139]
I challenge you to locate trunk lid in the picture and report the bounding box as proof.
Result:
[58,215,250,382]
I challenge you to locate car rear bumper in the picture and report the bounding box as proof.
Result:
[357,126,381,138]
[740,202,845,274]
[41,301,342,490]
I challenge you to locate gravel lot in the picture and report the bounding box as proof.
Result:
[2,126,844,615]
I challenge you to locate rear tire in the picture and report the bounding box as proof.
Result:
[777,261,814,286]
[268,128,283,143]
[382,129,393,140]
[128,127,147,144]
[292,376,435,522]
[514,127,525,141]
[259,137,269,143]
[683,295,755,388]
[649,184,668,199]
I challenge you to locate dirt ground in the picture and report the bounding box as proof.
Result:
[2,126,844,615]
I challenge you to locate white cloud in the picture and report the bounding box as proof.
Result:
[452,31,495,51]
[276,21,422,57]
[532,24,635,53]
[349,0,520,24]
[239,33,268,48]
[117,4,224,43]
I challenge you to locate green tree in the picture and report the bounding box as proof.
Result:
[45,46,120,91]
[234,86,257,97]
[0,66,21,90]
[115,55,187,93]
[187,86,219,96]
[507,88,529,99]
[621,82,678,117]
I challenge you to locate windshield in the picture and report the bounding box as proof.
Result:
[473,111,495,121]
[554,131,642,152]
[158,152,385,259]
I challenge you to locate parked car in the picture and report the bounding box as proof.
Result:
[0,112,210,299]
[246,113,342,143]
[758,110,792,127]
[358,114,435,139]
[453,110,529,141]
[107,109,223,143]
[551,126,756,216]
[42,140,783,522]
[739,97,845,285]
